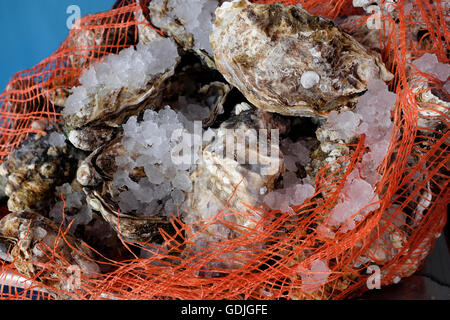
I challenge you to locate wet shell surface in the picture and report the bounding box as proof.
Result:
[210,0,393,117]
[408,70,449,133]
[183,107,285,240]
[0,123,83,213]
[84,189,174,243]
[77,135,175,243]
[0,210,100,298]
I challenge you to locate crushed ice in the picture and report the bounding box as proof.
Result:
[263,138,316,213]
[49,183,93,230]
[298,259,331,294]
[150,0,219,55]
[113,106,207,217]
[63,38,179,117]
[326,79,396,231]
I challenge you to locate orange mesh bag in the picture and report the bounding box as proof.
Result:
[0,0,448,300]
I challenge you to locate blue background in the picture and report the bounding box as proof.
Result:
[0,0,113,91]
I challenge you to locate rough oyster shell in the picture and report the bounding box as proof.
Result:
[68,126,117,152]
[0,123,83,213]
[0,210,100,298]
[85,189,174,243]
[307,119,354,181]
[63,54,176,131]
[408,70,449,133]
[183,107,285,244]
[76,135,175,243]
[64,22,181,151]
[76,135,126,187]
[210,0,393,117]
[0,175,6,202]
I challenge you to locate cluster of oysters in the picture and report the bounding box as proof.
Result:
[0,0,445,299]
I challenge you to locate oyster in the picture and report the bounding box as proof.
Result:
[77,134,177,243]
[408,55,449,133]
[335,15,386,53]
[307,117,354,180]
[210,0,393,117]
[0,210,100,299]
[67,126,117,152]
[63,23,181,151]
[0,175,6,202]
[182,106,285,260]
[85,189,174,243]
[0,122,83,213]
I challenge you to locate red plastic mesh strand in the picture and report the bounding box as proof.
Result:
[0,0,448,300]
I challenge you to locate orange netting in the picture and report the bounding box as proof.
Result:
[0,0,448,300]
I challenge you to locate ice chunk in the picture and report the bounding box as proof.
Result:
[145,165,165,185]
[413,53,450,82]
[299,260,331,294]
[48,132,67,147]
[119,191,140,213]
[64,86,89,116]
[327,172,380,231]
[327,110,362,140]
[162,0,219,54]
[173,172,193,192]
[352,0,371,8]
[114,106,198,216]
[292,184,315,206]
[264,182,315,212]
[301,71,320,89]
[49,183,93,230]
[444,80,450,93]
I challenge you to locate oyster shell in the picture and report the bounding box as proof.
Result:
[76,135,126,187]
[408,68,449,133]
[85,189,174,243]
[0,210,100,299]
[0,123,84,213]
[76,134,176,243]
[63,23,181,151]
[157,59,232,127]
[0,175,6,202]
[210,0,393,117]
[183,106,285,248]
[68,126,117,152]
[307,118,354,180]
